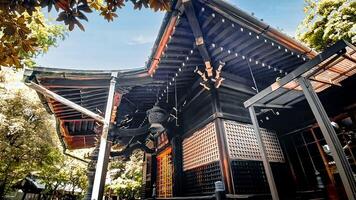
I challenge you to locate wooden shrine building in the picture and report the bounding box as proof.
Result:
[24,0,356,199]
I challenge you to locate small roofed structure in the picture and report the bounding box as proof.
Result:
[24,0,356,199]
[13,176,83,200]
[12,176,44,200]
[23,67,156,150]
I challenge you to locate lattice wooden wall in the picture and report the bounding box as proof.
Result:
[182,122,220,171]
[223,120,285,162]
[156,148,173,197]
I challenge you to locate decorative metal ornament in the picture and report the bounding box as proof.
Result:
[195,61,226,90]
[147,105,169,134]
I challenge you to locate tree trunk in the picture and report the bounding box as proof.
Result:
[0,173,10,198]
[1,160,14,198]
[0,181,6,199]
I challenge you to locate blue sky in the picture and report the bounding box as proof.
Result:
[35,0,306,70]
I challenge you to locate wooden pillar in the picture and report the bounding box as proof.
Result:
[150,136,158,198]
[211,87,235,194]
[151,153,157,198]
[142,152,157,199]
[171,135,183,196]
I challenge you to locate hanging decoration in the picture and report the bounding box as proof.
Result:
[147,105,169,134]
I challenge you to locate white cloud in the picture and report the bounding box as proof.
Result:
[127,35,155,45]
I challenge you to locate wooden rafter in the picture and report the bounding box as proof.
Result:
[183,0,214,77]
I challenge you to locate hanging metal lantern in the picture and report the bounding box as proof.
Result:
[147,105,168,134]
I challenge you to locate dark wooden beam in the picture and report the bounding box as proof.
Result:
[309,78,341,87]
[183,0,214,77]
[254,103,293,109]
[38,79,110,88]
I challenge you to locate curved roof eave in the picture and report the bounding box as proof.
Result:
[24,66,149,77]
[146,0,318,74]
[204,0,317,57]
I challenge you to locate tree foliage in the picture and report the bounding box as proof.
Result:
[0,9,65,68]
[0,67,59,197]
[105,151,143,200]
[1,0,170,32]
[0,68,87,199]
[38,150,88,199]
[297,0,356,51]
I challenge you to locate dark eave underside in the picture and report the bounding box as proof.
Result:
[24,67,164,149]
[147,0,313,105]
[25,0,355,150]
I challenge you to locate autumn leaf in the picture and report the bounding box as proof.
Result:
[0,10,65,68]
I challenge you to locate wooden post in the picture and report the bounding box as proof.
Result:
[151,138,158,199]
[211,87,235,194]
[171,135,183,196]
